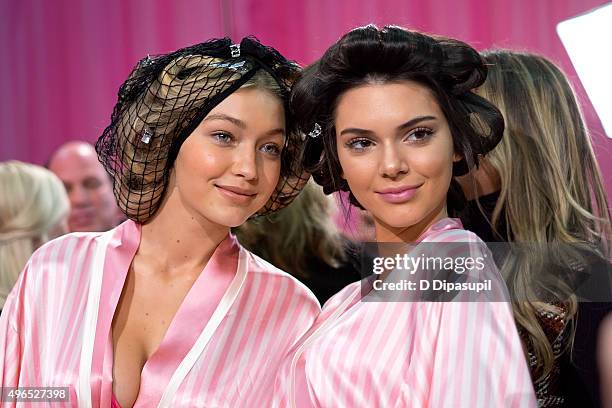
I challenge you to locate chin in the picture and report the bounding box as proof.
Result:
[225,217,251,228]
[381,217,419,230]
[373,207,424,230]
[202,207,252,229]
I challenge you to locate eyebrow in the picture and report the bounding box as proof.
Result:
[203,113,285,137]
[339,115,437,136]
[203,113,247,129]
[264,128,286,137]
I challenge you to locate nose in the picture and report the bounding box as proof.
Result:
[379,143,408,179]
[69,185,90,207]
[232,145,258,181]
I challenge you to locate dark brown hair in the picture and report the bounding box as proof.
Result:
[293,25,504,214]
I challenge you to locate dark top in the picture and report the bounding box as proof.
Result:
[460,191,612,407]
[294,238,363,305]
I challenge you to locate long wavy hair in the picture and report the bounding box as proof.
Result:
[477,50,611,379]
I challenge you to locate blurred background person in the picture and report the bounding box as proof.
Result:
[47,141,123,232]
[0,161,69,310]
[457,50,611,407]
[235,181,362,304]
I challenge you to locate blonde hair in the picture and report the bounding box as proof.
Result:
[0,161,70,307]
[235,181,347,279]
[477,50,611,379]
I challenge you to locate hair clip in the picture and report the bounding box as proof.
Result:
[141,128,153,144]
[142,54,153,66]
[209,60,249,72]
[308,123,322,138]
[230,43,241,58]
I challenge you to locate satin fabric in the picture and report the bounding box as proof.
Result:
[111,393,121,408]
[273,218,537,407]
[0,220,320,407]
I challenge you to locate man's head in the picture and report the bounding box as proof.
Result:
[48,141,122,232]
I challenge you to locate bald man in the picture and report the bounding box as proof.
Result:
[48,141,122,232]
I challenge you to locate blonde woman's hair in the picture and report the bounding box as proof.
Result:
[477,50,611,380]
[234,181,347,279]
[0,161,70,307]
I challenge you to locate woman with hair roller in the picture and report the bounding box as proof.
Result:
[273,25,536,407]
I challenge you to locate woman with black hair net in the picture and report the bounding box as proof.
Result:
[0,38,319,407]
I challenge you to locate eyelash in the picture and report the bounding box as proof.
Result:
[405,127,434,143]
[345,127,434,151]
[211,132,282,157]
[212,131,234,144]
[345,138,373,151]
[260,143,282,157]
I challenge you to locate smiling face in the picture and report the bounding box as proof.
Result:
[166,86,285,229]
[335,81,461,242]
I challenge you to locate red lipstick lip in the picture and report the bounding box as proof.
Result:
[376,184,423,194]
[215,184,257,196]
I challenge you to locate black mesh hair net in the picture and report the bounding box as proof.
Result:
[96,37,309,223]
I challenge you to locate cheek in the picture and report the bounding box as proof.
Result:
[177,149,226,184]
[198,152,226,175]
[411,150,452,178]
[337,152,380,209]
[258,159,282,195]
[411,135,456,178]
[338,149,375,184]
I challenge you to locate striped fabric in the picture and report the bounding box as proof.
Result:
[0,220,320,407]
[273,218,537,407]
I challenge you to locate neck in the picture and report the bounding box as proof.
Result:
[139,188,229,275]
[374,201,448,243]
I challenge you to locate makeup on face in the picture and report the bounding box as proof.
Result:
[334,81,459,239]
[170,87,286,228]
[375,183,424,204]
[214,183,258,205]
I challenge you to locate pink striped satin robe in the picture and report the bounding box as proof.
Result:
[273,218,537,407]
[0,220,320,407]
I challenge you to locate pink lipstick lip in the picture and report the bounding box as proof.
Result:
[215,184,257,196]
[376,184,423,194]
[215,184,257,204]
[376,184,423,203]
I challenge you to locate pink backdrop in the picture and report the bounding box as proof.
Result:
[1,0,609,198]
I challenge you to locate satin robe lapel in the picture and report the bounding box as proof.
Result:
[418,218,463,241]
[91,220,141,407]
[133,234,239,407]
[303,218,464,341]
